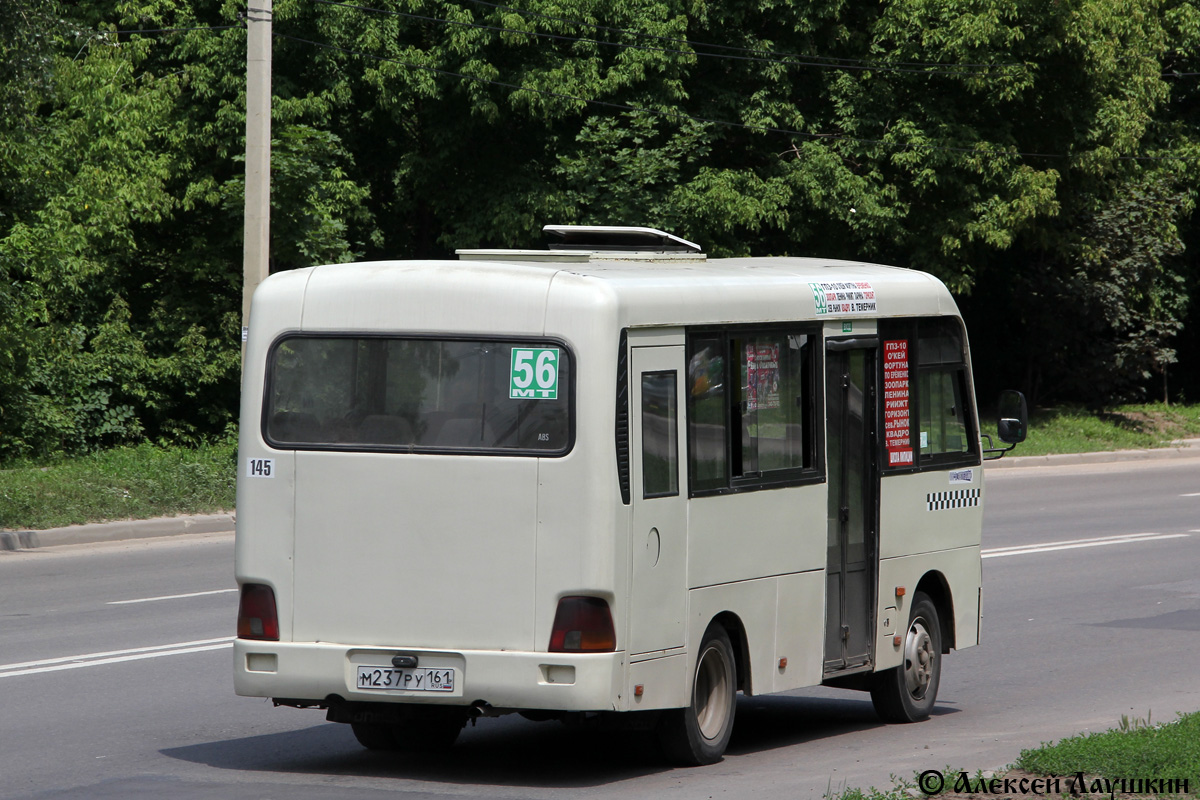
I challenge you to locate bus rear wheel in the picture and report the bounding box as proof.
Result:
[870,592,941,723]
[350,706,465,751]
[351,721,399,750]
[657,624,737,766]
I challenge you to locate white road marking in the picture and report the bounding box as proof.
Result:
[7,531,1192,677]
[0,637,235,679]
[1180,493,1200,497]
[983,532,1190,559]
[107,588,237,605]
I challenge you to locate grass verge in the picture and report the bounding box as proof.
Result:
[1014,711,1200,794]
[1000,403,1200,457]
[0,439,236,530]
[826,712,1200,799]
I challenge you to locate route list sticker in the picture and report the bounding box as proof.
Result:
[810,281,877,315]
[883,340,913,466]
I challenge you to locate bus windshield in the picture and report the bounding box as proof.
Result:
[264,336,572,454]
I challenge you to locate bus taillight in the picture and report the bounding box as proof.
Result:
[548,596,616,652]
[237,584,280,641]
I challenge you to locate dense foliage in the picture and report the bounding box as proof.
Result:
[0,0,1197,460]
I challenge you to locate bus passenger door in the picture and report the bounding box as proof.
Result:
[628,345,687,654]
[824,341,879,674]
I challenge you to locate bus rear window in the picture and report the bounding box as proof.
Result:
[264,336,572,455]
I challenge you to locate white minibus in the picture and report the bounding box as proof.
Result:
[234,226,1025,765]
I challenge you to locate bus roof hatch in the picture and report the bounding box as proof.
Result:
[542,225,702,254]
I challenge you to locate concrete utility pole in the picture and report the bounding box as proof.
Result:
[242,0,272,354]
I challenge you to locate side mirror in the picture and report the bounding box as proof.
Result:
[997,390,1028,444]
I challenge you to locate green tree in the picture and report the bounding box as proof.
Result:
[288,0,1194,405]
[0,29,185,455]
[3,0,1198,460]
[0,0,378,459]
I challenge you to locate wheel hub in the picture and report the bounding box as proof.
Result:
[694,644,732,740]
[903,619,934,698]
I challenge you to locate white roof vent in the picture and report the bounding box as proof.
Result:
[542,225,701,254]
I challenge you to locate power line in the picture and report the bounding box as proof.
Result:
[114,25,243,34]
[101,3,1193,84]
[456,0,1196,82]
[276,31,1198,163]
[273,32,884,147]
[273,31,934,150]
[450,0,1023,71]
[308,0,1017,78]
[311,0,1198,82]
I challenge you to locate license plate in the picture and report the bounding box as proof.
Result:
[356,666,455,692]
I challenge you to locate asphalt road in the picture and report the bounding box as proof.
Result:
[2,457,1198,800]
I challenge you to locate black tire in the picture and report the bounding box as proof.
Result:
[657,624,737,766]
[870,592,942,723]
[351,721,400,751]
[393,706,465,751]
[350,706,465,752]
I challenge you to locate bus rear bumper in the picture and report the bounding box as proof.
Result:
[233,639,625,712]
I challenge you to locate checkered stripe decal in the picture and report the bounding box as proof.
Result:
[926,488,981,511]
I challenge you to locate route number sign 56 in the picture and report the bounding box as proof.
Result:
[510,348,560,400]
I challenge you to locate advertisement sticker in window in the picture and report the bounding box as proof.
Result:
[745,344,780,411]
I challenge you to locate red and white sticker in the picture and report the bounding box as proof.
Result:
[883,340,912,466]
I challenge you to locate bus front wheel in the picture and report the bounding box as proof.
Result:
[657,624,737,766]
[870,592,941,723]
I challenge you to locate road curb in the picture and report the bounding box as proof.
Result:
[3,439,1197,551]
[985,438,1200,469]
[0,512,235,552]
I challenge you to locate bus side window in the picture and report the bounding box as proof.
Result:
[641,371,679,498]
[733,333,812,477]
[686,327,820,496]
[917,319,971,459]
[918,370,969,456]
[687,337,728,492]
